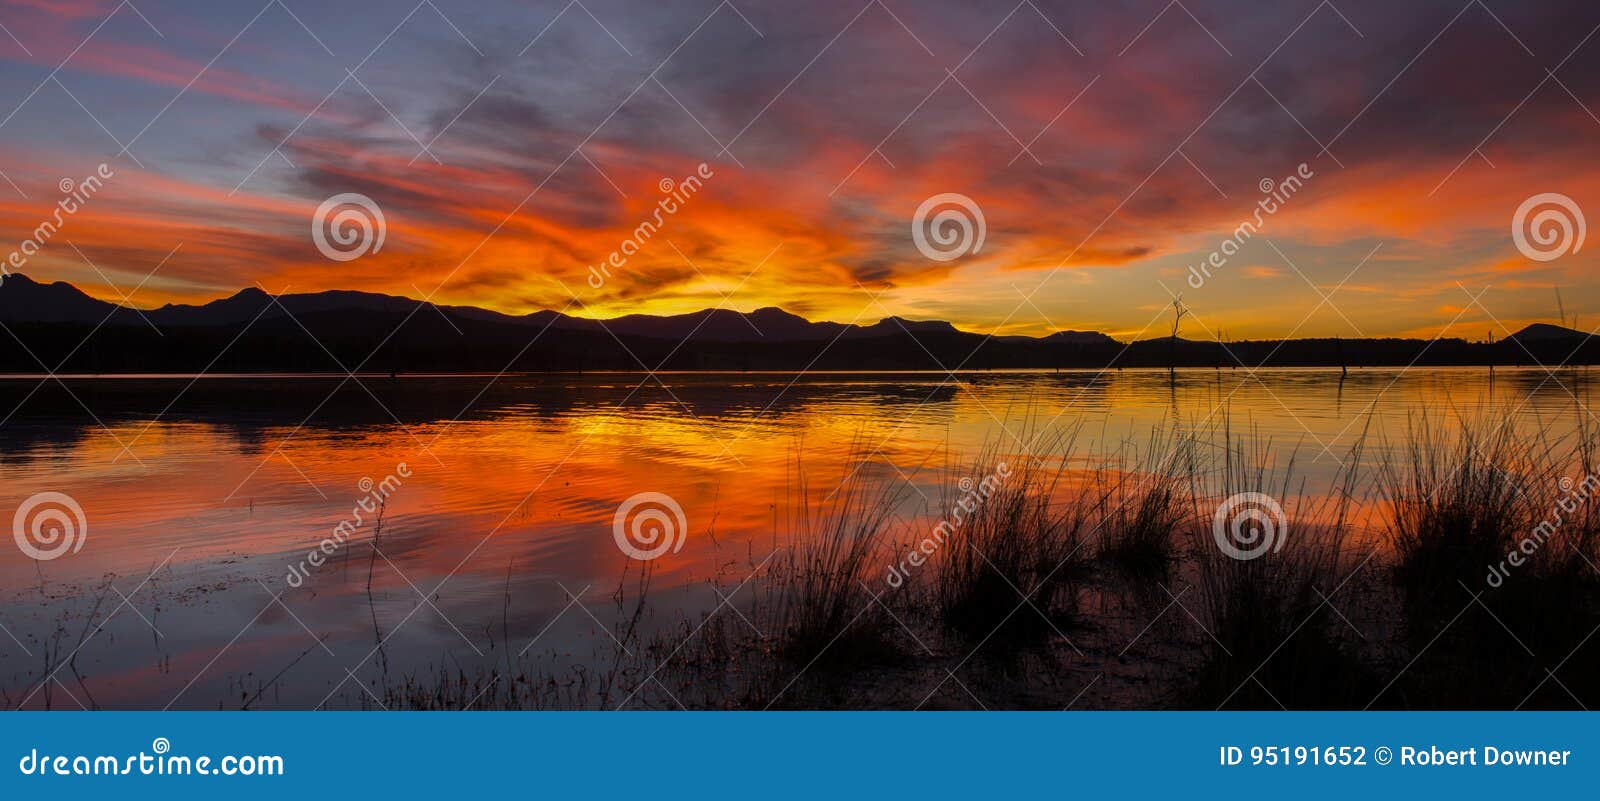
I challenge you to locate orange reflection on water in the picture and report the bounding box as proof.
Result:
[0,367,1591,707]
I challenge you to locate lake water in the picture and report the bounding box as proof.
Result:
[0,367,1594,709]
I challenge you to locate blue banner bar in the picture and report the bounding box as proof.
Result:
[1,712,1591,798]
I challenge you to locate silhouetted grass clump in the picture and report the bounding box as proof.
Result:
[1374,415,1600,709]
[1184,435,1381,709]
[1093,430,1194,579]
[1380,419,1540,605]
[934,443,1089,651]
[767,451,911,671]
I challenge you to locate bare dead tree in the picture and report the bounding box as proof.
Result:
[1168,295,1190,379]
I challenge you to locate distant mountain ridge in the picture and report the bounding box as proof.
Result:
[1505,322,1592,344]
[0,273,1120,346]
[0,273,1590,373]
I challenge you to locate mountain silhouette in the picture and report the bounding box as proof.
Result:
[0,273,1591,373]
[1505,322,1592,344]
[0,273,1107,345]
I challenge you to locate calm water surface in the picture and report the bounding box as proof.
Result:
[0,367,1593,708]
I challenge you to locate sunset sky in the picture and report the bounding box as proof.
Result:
[1,0,1598,339]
